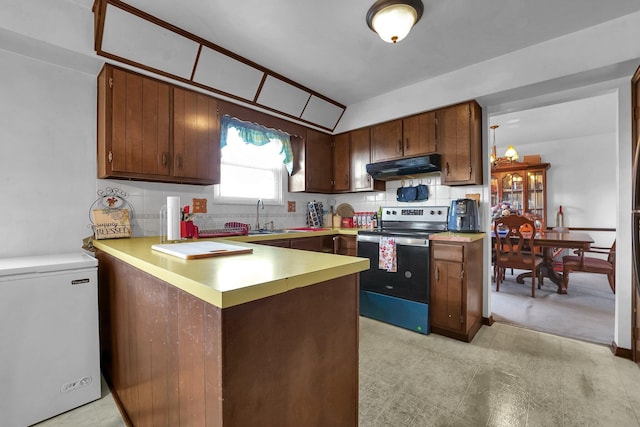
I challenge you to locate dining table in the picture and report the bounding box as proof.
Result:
[493,229,594,294]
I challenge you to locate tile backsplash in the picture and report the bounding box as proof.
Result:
[98,172,487,237]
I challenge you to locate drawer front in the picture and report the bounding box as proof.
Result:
[433,243,464,262]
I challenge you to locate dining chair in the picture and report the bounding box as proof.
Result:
[562,240,616,293]
[494,214,543,297]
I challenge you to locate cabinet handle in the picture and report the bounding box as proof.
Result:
[405,138,409,151]
[397,140,402,153]
[177,155,183,170]
[435,266,440,281]
[446,162,450,176]
[162,152,168,167]
[108,150,113,163]
[344,174,349,186]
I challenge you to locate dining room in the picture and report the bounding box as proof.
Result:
[486,91,619,345]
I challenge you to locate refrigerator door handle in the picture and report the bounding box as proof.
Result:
[633,213,640,292]
[634,137,640,209]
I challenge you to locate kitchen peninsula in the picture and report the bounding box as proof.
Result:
[94,235,368,427]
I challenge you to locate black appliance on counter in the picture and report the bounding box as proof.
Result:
[447,198,480,232]
[357,206,449,334]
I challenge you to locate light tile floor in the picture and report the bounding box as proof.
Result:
[38,318,640,426]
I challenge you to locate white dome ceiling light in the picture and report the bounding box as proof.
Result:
[366,0,424,44]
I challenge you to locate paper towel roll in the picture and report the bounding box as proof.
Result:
[167,196,181,241]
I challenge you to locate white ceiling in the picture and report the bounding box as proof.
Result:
[489,93,618,148]
[99,0,640,106]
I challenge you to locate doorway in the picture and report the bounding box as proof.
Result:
[488,94,617,345]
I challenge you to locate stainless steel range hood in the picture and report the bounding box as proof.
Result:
[366,154,441,181]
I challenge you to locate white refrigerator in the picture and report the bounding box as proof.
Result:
[0,252,101,427]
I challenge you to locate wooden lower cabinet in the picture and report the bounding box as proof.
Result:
[430,239,483,342]
[96,250,359,427]
[255,238,290,248]
[256,236,334,252]
[333,235,357,256]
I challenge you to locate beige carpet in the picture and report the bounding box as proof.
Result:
[491,268,615,345]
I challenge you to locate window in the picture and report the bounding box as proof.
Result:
[214,116,292,205]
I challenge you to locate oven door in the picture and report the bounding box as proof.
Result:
[357,234,430,303]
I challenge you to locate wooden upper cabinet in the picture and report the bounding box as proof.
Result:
[436,101,482,186]
[98,64,171,179]
[350,128,385,192]
[370,112,437,162]
[333,132,350,192]
[173,87,220,184]
[306,129,333,193]
[97,64,221,185]
[288,129,333,193]
[371,120,403,162]
[403,111,437,157]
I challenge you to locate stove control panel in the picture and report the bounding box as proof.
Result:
[381,206,449,223]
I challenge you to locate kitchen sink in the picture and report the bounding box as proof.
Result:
[247,230,279,235]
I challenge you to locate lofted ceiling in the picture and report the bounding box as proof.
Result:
[84,0,640,107]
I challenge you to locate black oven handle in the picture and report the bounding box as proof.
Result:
[357,234,429,247]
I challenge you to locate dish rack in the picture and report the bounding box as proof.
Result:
[194,222,249,238]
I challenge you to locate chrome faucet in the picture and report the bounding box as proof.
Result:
[255,199,264,230]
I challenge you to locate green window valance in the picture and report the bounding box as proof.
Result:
[220,115,293,175]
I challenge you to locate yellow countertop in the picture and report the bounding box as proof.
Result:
[429,232,486,243]
[93,235,368,309]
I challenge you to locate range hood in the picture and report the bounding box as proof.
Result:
[366,154,441,181]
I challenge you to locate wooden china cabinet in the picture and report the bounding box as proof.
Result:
[490,162,550,229]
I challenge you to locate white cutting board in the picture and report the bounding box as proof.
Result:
[152,241,253,259]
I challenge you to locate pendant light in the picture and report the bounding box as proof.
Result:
[366,0,424,44]
[490,125,498,167]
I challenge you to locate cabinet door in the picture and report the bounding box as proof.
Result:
[526,169,546,229]
[333,235,356,256]
[403,111,437,157]
[490,175,499,207]
[102,66,171,178]
[350,128,374,191]
[290,236,332,252]
[173,88,220,184]
[370,120,403,162]
[431,259,464,333]
[437,101,482,185]
[501,173,524,211]
[305,129,333,192]
[333,133,350,192]
[256,239,290,248]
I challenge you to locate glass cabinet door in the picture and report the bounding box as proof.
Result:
[501,173,523,212]
[490,176,499,207]
[527,170,545,227]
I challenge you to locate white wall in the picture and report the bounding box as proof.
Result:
[0,49,96,258]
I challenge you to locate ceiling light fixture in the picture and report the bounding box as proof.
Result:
[504,145,520,163]
[490,124,520,167]
[366,0,424,44]
[490,125,498,167]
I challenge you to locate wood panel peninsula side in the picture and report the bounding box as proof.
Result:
[93,236,368,427]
